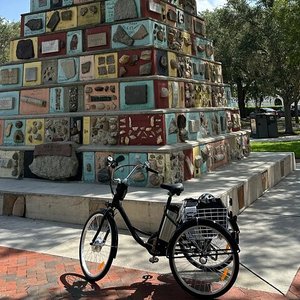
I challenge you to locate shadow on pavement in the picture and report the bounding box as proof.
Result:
[59,272,194,300]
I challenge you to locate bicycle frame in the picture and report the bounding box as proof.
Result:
[105,185,176,256]
[99,157,181,256]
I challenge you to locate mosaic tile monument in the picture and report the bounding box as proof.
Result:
[0,0,250,186]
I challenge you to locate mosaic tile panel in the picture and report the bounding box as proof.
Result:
[23,13,46,37]
[128,152,148,187]
[82,151,95,182]
[38,32,67,58]
[120,80,155,111]
[94,53,118,80]
[70,117,83,144]
[3,120,26,146]
[111,20,167,49]
[58,57,79,83]
[77,2,101,27]
[25,119,45,145]
[85,25,111,52]
[0,91,19,116]
[46,7,77,32]
[0,65,23,90]
[119,114,165,146]
[95,151,113,183]
[10,38,38,62]
[64,85,84,112]
[44,117,70,142]
[30,0,51,13]
[67,30,83,55]
[90,116,118,145]
[79,55,95,81]
[0,150,24,179]
[84,83,119,112]
[20,88,49,115]
[105,0,141,23]
[23,62,42,87]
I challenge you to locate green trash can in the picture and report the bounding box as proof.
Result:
[250,113,278,138]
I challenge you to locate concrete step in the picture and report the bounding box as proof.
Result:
[0,152,295,232]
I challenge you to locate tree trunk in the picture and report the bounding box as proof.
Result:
[236,79,246,118]
[294,100,299,124]
[284,101,294,134]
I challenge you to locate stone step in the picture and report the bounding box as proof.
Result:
[0,152,295,232]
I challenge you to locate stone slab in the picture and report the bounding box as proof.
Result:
[25,194,88,224]
[34,143,73,157]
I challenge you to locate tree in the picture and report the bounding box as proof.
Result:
[263,0,300,133]
[0,17,20,64]
[203,0,274,117]
[202,0,300,134]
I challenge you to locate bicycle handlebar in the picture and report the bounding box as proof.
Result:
[144,161,159,175]
[106,156,159,184]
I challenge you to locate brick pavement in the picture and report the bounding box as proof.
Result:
[0,246,299,300]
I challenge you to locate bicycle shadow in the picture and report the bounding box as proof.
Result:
[59,272,195,299]
[59,273,101,299]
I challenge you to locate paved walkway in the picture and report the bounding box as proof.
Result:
[0,156,300,299]
[0,246,298,300]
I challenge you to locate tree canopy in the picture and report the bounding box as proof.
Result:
[202,0,300,133]
[0,17,20,64]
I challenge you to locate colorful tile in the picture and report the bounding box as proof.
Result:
[20,88,49,115]
[25,119,45,145]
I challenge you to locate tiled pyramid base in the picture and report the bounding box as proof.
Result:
[0,152,295,232]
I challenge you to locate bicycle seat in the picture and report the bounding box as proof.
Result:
[160,183,184,196]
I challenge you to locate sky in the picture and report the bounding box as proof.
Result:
[0,1,30,22]
[197,0,227,11]
[0,0,226,22]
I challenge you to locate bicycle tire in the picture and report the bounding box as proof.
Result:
[79,210,118,282]
[168,218,239,299]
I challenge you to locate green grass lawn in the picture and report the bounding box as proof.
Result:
[251,141,300,159]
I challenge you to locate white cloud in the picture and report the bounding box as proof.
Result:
[196,0,227,11]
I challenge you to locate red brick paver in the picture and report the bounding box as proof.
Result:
[0,246,298,299]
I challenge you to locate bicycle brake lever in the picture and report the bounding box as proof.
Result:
[144,162,159,175]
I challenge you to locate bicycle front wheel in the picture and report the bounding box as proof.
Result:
[79,210,118,282]
[168,219,239,299]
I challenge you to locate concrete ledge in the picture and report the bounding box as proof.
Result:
[0,152,295,232]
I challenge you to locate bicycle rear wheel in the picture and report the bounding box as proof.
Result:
[79,210,118,282]
[168,219,239,299]
[182,218,239,271]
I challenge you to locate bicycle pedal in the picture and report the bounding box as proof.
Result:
[149,256,159,264]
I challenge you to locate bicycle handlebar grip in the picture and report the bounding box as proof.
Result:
[146,166,159,175]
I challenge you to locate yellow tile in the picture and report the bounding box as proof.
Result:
[94,53,118,80]
[83,116,90,145]
[168,52,177,78]
[46,7,77,32]
[10,37,38,62]
[181,32,192,55]
[25,119,44,145]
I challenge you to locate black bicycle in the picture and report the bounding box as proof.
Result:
[79,155,240,299]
